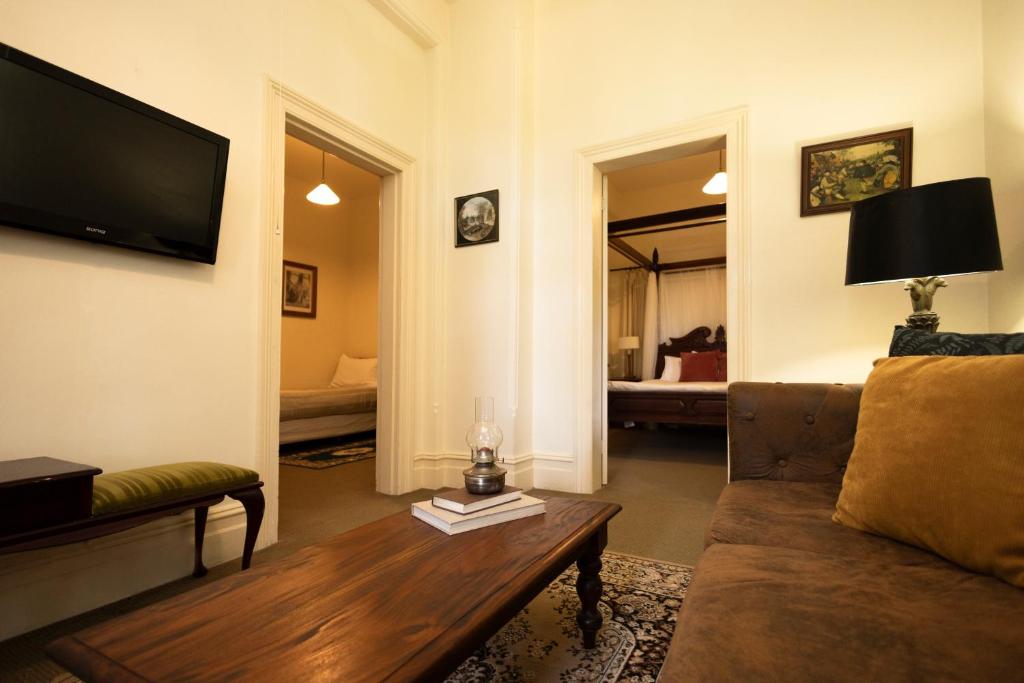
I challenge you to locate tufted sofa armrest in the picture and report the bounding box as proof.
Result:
[728,382,863,483]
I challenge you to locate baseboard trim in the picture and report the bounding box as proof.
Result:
[0,502,248,640]
[413,452,535,490]
[412,452,581,492]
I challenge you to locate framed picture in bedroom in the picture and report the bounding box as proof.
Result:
[455,189,499,247]
[800,127,912,216]
[282,260,317,318]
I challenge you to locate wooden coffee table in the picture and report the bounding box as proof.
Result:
[47,497,620,682]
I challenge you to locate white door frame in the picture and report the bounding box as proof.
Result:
[574,107,751,493]
[256,78,418,547]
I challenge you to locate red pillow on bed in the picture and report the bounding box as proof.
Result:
[680,351,719,382]
[716,351,728,381]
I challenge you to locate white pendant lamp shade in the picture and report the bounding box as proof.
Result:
[306,150,341,205]
[702,149,727,195]
[306,183,340,205]
[702,171,727,195]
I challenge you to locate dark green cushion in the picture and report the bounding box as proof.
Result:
[92,462,260,516]
[889,326,1024,356]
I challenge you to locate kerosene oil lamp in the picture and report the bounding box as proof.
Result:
[463,396,506,494]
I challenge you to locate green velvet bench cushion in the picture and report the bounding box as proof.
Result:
[91,461,260,516]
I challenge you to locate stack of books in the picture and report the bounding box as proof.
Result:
[412,486,545,535]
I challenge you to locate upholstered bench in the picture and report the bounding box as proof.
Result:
[0,460,264,577]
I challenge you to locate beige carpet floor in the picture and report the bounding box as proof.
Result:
[0,426,725,682]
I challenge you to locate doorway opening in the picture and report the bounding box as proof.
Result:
[276,132,382,539]
[257,81,419,551]
[573,108,750,497]
[601,140,729,554]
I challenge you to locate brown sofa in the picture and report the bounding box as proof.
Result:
[661,382,1024,682]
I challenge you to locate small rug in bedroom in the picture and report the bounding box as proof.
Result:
[279,433,376,469]
[446,552,692,683]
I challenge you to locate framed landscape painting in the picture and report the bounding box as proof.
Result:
[282,260,317,318]
[455,189,499,247]
[800,128,912,216]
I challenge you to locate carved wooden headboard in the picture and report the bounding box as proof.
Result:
[654,325,726,378]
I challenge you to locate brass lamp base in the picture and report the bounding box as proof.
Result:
[903,276,947,333]
[905,311,940,333]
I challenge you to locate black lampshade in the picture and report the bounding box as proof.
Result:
[845,177,1003,285]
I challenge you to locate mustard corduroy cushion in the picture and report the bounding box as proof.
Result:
[833,355,1024,587]
[92,462,259,516]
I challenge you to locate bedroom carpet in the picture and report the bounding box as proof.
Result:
[279,433,376,469]
[534,426,728,565]
[0,427,724,682]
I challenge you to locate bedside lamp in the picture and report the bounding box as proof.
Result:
[618,336,640,377]
[845,177,1003,333]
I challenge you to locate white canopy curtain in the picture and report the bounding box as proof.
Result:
[658,266,727,343]
[641,269,659,379]
[607,268,646,377]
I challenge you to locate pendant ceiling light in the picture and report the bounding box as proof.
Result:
[306,150,340,205]
[702,149,727,195]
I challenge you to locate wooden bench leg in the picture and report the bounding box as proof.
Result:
[229,488,265,570]
[193,506,210,578]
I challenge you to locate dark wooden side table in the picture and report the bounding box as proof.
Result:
[48,497,621,682]
[0,457,101,536]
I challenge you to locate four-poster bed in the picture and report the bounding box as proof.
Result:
[607,325,727,427]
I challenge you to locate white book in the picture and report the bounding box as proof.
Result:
[411,495,546,535]
[431,486,522,515]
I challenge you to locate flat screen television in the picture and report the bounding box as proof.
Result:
[0,44,229,264]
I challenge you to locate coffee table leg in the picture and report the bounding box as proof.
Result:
[576,526,607,649]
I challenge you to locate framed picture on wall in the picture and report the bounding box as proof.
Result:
[455,189,499,247]
[282,260,318,318]
[800,128,913,216]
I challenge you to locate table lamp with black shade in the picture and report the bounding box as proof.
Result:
[845,177,1003,333]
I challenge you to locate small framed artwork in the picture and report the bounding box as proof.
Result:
[800,127,912,216]
[455,189,499,247]
[282,260,317,318]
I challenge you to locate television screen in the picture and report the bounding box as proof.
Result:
[0,44,229,264]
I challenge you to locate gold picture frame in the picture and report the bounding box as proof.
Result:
[801,128,913,216]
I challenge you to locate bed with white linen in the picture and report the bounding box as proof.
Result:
[607,326,728,427]
[280,355,378,445]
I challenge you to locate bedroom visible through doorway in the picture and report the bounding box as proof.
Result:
[278,133,382,533]
[601,139,729,557]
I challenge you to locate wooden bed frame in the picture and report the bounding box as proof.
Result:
[607,325,727,427]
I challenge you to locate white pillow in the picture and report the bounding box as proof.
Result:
[660,356,681,382]
[330,354,377,387]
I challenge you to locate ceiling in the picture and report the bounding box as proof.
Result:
[284,134,380,201]
[606,149,723,193]
[606,144,727,271]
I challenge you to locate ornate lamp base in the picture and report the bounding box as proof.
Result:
[905,311,940,333]
[903,276,946,334]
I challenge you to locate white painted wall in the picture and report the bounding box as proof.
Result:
[0,0,439,638]
[983,0,1024,332]
[415,0,539,491]
[281,178,379,390]
[528,0,992,462]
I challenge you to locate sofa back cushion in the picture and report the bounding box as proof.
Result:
[727,383,862,483]
[834,355,1024,587]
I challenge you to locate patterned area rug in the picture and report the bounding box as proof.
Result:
[446,553,692,682]
[279,436,376,469]
[47,553,690,683]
